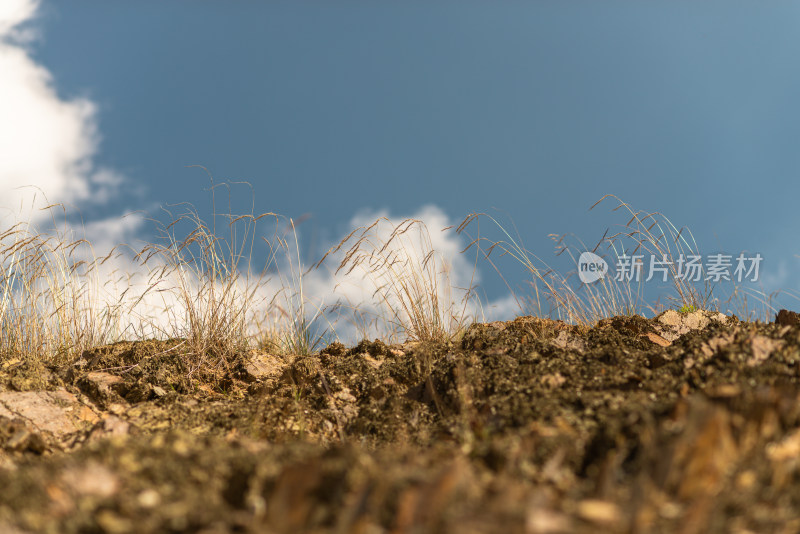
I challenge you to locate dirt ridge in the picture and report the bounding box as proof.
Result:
[1,310,799,533]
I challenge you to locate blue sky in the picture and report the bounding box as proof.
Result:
[2,0,799,325]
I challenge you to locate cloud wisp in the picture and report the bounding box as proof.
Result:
[0,0,127,230]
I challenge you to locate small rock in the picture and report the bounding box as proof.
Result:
[78,372,127,410]
[658,310,682,327]
[333,388,356,403]
[88,416,131,441]
[577,499,621,525]
[767,428,800,462]
[776,309,800,327]
[108,403,127,415]
[362,354,383,369]
[749,335,784,366]
[6,427,31,450]
[137,489,161,508]
[4,423,47,454]
[552,330,586,352]
[94,510,132,534]
[682,311,709,330]
[646,332,672,347]
[654,310,731,343]
[541,373,566,388]
[0,390,99,437]
[242,353,288,382]
[60,461,119,498]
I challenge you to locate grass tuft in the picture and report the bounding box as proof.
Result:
[0,207,131,364]
[318,217,478,343]
[458,195,721,326]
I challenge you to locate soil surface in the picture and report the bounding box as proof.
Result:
[1,309,800,533]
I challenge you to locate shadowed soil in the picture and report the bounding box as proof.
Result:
[1,310,800,533]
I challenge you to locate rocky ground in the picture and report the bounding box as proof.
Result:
[1,309,800,533]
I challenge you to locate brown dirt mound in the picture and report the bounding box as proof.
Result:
[1,311,800,532]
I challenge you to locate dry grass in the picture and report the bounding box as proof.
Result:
[588,194,711,311]
[457,195,740,326]
[252,216,328,356]
[318,217,478,344]
[0,178,331,378]
[133,203,268,377]
[132,179,329,374]
[1,184,791,374]
[457,212,643,326]
[0,208,132,364]
[718,284,782,322]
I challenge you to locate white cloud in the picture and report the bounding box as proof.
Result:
[0,0,37,39]
[0,0,124,228]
